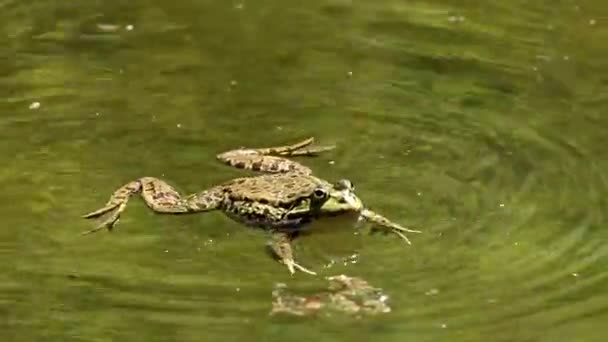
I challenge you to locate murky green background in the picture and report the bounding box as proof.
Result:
[2,0,607,341]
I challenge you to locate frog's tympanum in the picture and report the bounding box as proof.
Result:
[83,138,420,275]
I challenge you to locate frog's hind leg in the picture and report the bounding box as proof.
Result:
[82,177,220,235]
[216,137,335,174]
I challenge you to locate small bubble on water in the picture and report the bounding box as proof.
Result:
[125,24,134,31]
[164,250,169,253]
[235,287,241,292]
[563,55,570,61]
[499,203,505,207]
[572,272,579,277]
[29,102,40,110]
[235,3,244,10]
[347,71,353,77]
[441,323,447,329]
[328,160,335,165]
[177,123,182,128]
[589,19,596,25]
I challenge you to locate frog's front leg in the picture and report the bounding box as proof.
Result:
[269,231,317,275]
[82,177,223,235]
[216,137,335,175]
[360,209,421,244]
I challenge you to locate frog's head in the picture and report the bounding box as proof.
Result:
[287,179,363,219]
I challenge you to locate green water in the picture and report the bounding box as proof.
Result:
[2,0,607,341]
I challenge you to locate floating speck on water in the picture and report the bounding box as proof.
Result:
[95,112,100,116]
[235,3,244,10]
[323,259,336,269]
[177,123,182,128]
[417,192,422,196]
[29,102,40,110]
[514,242,519,246]
[125,24,134,31]
[572,272,579,277]
[164,250,169,253]
[563,55,570,61]
[535,55,551,61]
[589,19,596,25]
[441,323,447,329]
[328,160,335,165]
[236,287,241,292]
[499,203,505,207]
[230,80,238,86]
[347,71,353,77]
[426,288,439,296]
[97,23,120,32]
[448,15,465,23]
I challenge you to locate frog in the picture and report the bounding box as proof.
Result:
[82,137,420,275]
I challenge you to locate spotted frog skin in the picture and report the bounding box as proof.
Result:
[82,137,420,275]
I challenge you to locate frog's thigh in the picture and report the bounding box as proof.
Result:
[139,177,191,213]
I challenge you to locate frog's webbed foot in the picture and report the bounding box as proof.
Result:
[269,232,317,276]
[274,137,335,157]
[360,209,421,245]
[81,181,142,235]
[81,207,124,235]
[217,137,335,175]
[283,259,318,276]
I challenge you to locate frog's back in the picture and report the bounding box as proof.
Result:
[220,173,326,205]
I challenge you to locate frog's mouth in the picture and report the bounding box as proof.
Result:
[340,190,363,211]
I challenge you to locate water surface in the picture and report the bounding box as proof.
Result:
[1,0,607,341]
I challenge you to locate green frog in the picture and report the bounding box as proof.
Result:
[82,137,420,275]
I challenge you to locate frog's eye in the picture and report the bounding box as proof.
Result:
[313,188,327,199]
